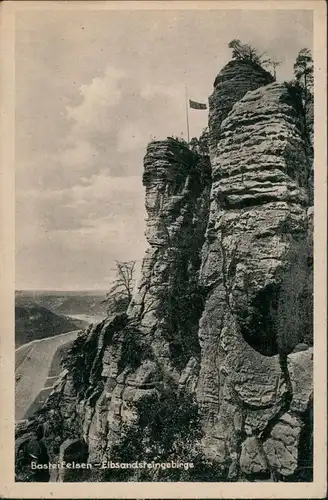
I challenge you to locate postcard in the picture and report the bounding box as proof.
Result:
[0,0,326,498]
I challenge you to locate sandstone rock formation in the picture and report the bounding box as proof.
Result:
[197,80,313,480]
[15,60,313,483]
[128,137,211,379]
[209,60,274,157]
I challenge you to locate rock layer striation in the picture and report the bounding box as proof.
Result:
[197,80,313,479]
[208,60,274,157]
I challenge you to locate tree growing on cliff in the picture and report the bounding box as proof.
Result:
[102,260,136,314]
[190,128,209,156]
[228,39,269,66]
[228,39,283,80]
[294,48,313,95]
[293,48,314,137]
[264,56,283,80]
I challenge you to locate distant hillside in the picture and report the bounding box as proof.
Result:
[15,304,86,347]
[15,290,107,317]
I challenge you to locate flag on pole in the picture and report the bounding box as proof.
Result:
[189,99,207,110]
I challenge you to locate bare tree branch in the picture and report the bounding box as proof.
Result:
[103,260,136,313]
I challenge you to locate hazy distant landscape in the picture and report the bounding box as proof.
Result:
[15,289,107,346]
[16,289,107,316]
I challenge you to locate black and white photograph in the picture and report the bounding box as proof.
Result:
[0,0,326,497]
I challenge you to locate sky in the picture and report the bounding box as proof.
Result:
[15,7,313,290]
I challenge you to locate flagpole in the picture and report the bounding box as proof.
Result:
[185,86,190,143]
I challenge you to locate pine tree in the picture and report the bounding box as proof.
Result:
[293,48,313,95]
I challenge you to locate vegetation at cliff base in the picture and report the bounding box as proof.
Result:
[98,381,224,481]
[61,325,100,393]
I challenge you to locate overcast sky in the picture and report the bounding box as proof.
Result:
[15,8,313,290]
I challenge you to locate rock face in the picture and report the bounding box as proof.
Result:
[209,60,274,157]
[15,61,313,482]
[196,80,313,479]
[128,138,211,378]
